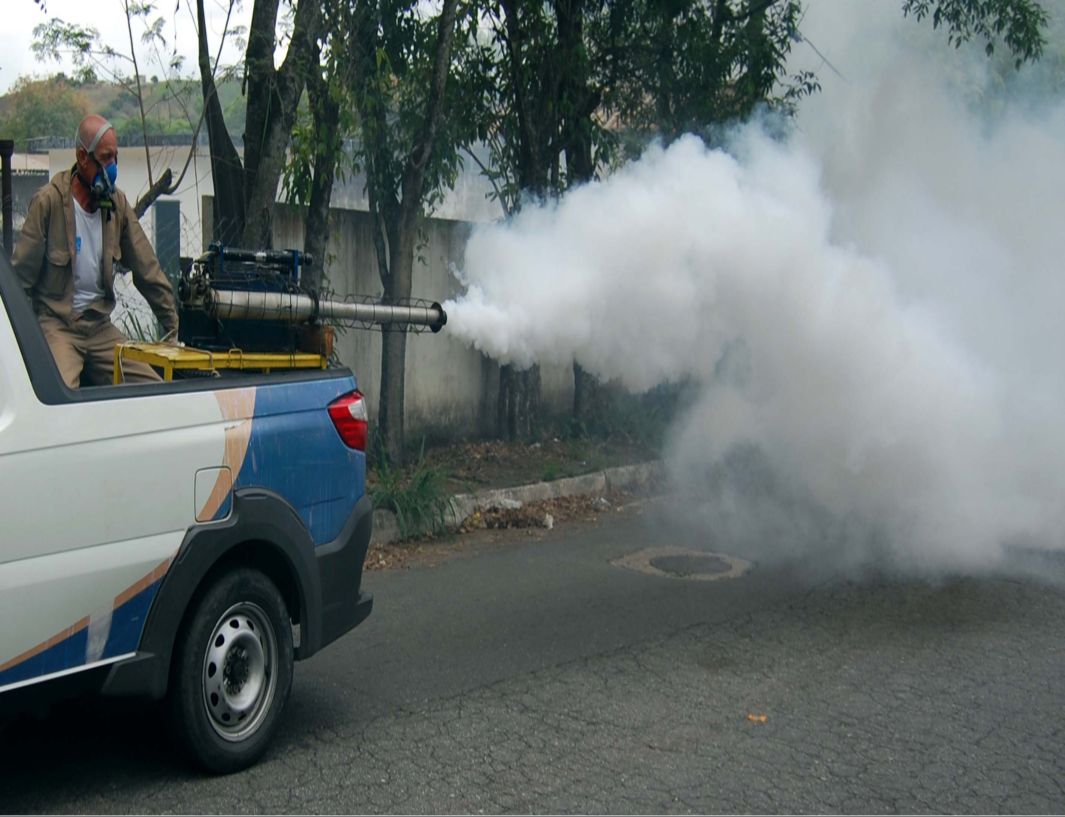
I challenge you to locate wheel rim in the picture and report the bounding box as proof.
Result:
[201,601,277,742]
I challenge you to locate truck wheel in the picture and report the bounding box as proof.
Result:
[169,568,294,774]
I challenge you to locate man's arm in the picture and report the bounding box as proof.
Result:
[11,190,50,294]
[119,199,180,338]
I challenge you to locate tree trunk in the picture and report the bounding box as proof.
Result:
[302,46,341,291]
[499,364,542,441]
[369,0,460,466]
[378,210,417,464]
[379,326,409,463]
[241,0,322,249]
[573,361,603,429]
[495,0,557,441]
[555,0,603,430]
[197,0,244,245]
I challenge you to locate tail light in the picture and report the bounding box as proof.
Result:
[328,390,368,451]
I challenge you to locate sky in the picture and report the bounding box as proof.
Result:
[0,0,252,94]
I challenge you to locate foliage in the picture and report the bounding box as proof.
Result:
[31,2,206,121]
[598,0,819,147]
[336,0,480,226]
[116,302,161,342]
[902,0,1048,66]
[369,438,456,539]
[0,76,88,148]
[281,94,329,208]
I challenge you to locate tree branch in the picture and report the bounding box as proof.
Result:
[123,0,154,188]
[134,167,173,217]
[197,0,245,243]
[402,0,460,202]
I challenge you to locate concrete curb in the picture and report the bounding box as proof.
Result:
[371,460,663,546]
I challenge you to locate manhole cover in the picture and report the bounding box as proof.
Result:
[612,547,753,581]
[649,554,733,577]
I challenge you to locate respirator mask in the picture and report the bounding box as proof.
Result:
[77,121,118,209]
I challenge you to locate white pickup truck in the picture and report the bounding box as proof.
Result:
[0,252,374,773]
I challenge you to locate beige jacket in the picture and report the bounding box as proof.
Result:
[12,168,179,336]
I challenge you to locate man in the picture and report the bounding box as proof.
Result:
[12,114,179,388]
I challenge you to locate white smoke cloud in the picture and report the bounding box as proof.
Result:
[444,0,1065,573]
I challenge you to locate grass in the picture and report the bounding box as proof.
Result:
[117,307,160,343]
[541,461,561,482]
[368,438,456,541]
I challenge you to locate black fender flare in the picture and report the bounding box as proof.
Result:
[100,488,322,700]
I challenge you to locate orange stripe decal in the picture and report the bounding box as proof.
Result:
[113,557,173,609]
[199,388,257,521]
[0,553,178,677]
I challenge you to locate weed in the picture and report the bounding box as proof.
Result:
[114,278,162,341]
[368,437,456,540]
[118,308,161,342]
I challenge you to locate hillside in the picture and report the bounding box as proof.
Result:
[0,74,247,147]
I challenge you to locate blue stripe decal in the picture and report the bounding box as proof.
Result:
[0,579,163,689]
[0,628,88,688]
[103,579,163,659]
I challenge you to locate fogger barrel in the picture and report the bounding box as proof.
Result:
[206,288,448,333]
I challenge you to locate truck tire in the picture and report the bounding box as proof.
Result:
[169,568,294,774]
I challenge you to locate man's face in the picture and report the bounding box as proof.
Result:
[75,128,118,185]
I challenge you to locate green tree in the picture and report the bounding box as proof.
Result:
[282,0,487,464]
[337,0,479,464]
[480,0,555,441]
[0,76,89,149]
[596,0,817,146]
[474,0,816,440]
[902,0,1048,66]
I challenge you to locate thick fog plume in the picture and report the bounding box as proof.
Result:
[444,1,1065,572]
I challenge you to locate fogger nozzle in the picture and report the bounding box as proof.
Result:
[205,288,448,333]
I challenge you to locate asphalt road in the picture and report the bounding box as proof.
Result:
[3,496,1065,814]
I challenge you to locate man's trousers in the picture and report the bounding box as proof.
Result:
[38,312,161,388]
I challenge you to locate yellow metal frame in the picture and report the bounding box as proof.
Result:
[114,342,327,384]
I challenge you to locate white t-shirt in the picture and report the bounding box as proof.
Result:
[72,197,104,312]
